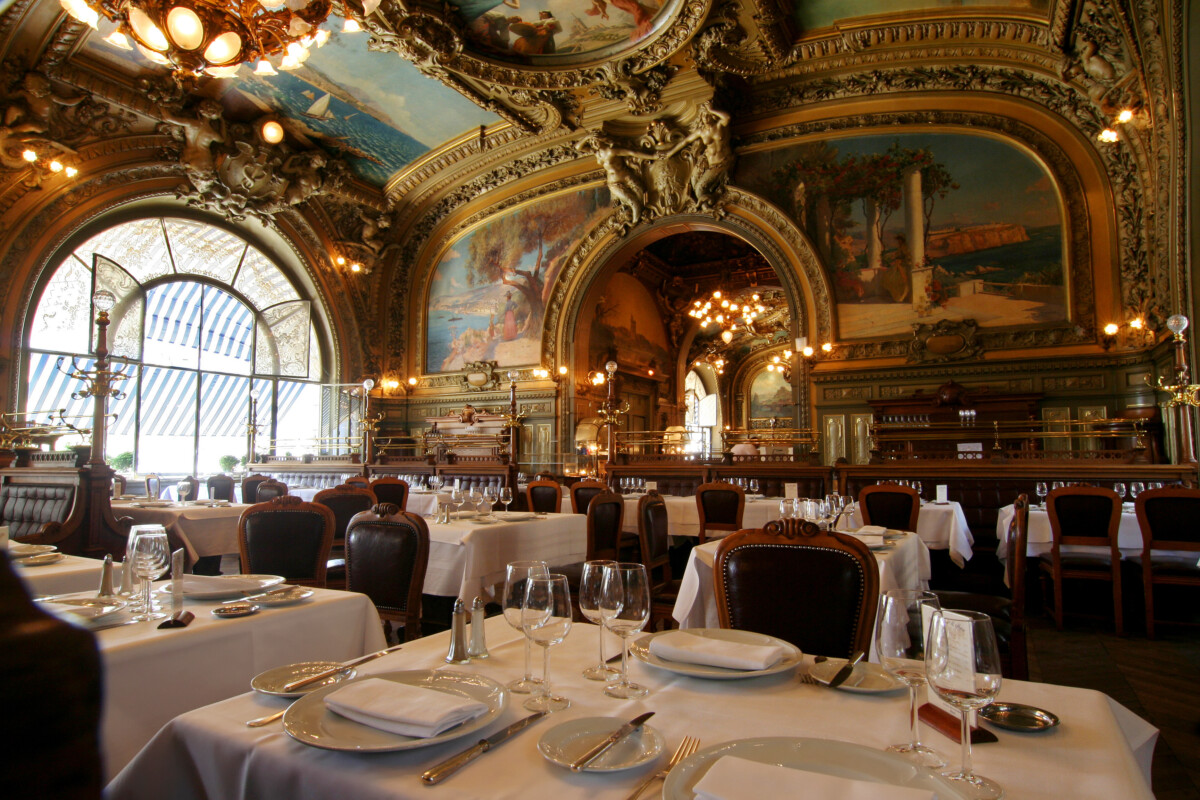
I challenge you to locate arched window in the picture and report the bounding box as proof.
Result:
[24,217,327,474]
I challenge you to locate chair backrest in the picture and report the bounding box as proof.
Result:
[314,484,378,543]
[346,503,429,638]
[241,474,269,503]
[369,477,410,510]
[144,473,160,499]
[0,483,76,540]
[112,474,126,497]
[526,479,562,514]
[570,480,608,514]
[858,484,920,531]
[345,475,370,488]
[255,479,289,503]
[1135,486,1200,553]
[636,491,671,578]
[696,481,745,543]
[586,490,624,561]
[714,518,880,658]
[206,474,235,502]
[1046,486,1121,552]
[1007,493,1030,628]
[533,472,557,482]
[238,496,335,587]
[176,476,198,502]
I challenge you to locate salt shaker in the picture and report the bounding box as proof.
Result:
[445,598,471,664]
[467,596,489,659]
[96,554,116,599]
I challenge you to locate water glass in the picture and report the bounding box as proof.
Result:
[875,590,944,767]
[749,479,760,495]
[499,486,513,513]
[521,574,573,712]
[779,498,794,519]
[1130,481,1145,500]
[503,560,549,693]
[1112,482,1126,500]
[450,486,465,516]
[130,529,170,622]
[579,560,619,681]
[1035,481,1048,507]
[481,486,497,516]
[600,563,650,699]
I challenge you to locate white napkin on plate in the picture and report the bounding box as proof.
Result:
[179,575,268,594]
[323,678,488,737]
[648,631,784,670]
[854,525,887,536]
[693,756,935,800]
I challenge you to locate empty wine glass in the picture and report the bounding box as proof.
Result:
[600,563,650,699]
[749,479,759,495]
[913,481,923,501]
[579,560,619,681]
[522,574,573,712]
[1130,481,1145,500]
[428,474,443,493]
[130,529,170,622]
[1035,481,1048,507]
[875,590,944,768]
[499,486,513,515]
[1112,482,1126,501]
[1051,481,1065,492]
[779,498,793,520]
[467,486,482,514]
[503,560,549,693]
[449,486,465,518]
[481,486,497,517]
[926,609,1004,799]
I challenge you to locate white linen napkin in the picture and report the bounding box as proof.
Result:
[179,575,269,594]
[693,756,935,800]
[854,525,887,536]
[323,678,488,737]
[648,631,784,670]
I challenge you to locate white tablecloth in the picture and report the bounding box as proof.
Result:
[996,503,1143,560]
[12,553,106,597]
[163,486,321,503]
[672,533,932,633]
[620,494,782,538]
[112,501,249,560]
[108,615,1156,800]
[848,501,974,567]
[80,584,385,779]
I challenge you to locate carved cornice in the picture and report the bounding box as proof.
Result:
[811,348,1158,386]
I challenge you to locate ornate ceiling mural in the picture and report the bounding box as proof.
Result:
[792,0,1051,34]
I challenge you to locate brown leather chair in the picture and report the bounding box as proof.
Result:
[1133,487,1200,638]
[714,518,880,658]
[241,474,269,504]
[559,490,625,610]
[858,484,920,531]
[346,503,429,644]
[176,476,199,502]
[237,496,335,588]
[144,473,161,499]
[637,491,680,630]
[935,494,1030,679]
[1038,486,1124,634]
[255,479,289,503]
[206,474,236,502]
[314,484,378,589]
[525,479,562,514]
[345,475,370,488]
[369,477,410,510]
[570,480,607,515]
[695,481,745,544]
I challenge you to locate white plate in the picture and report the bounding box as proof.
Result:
[662,737,971,799]
[130,501,174,508]
[15,552,65,567]
[155,574,285,600]
[37,596,127,621]
[252,662,358,697]
[808,659,904,693]
[630,629,803,680]
[492,511,537,522]
[538,716,664,772]
[249,586,315,606]
[284,669,507,752]
[8,543,57,557]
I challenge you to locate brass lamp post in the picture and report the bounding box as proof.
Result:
[1147,314,1198,464]
[597,360,629,472]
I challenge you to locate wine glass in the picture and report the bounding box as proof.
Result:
[749,479,759,495]
[467,486,482,515]
[875,590,944,768]
[925,609,1004,799]
[1112,482,1126,501]
[600,563,650,699]
[779,498,793,520]
[1051,480,1065,492]
[579,560,619,681]
[503,561,549,693]
[499,486,513,515]
[428,474,443,494]
[481,486,497,517]
[1130,481,1145,500]
[913,481,923,501]
[130,529,170,622]
[449,486,465,518]
[1035,481,1048,508]
[521,574,573,712]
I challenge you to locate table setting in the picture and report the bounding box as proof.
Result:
[7,541,106,596]
[845,496,975,567]
[111,498,251,561]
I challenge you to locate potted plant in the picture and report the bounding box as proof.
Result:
[218,454,239,474]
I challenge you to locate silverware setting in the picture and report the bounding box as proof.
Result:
[570,711,655,772]
[245,708,287,727]
[280,643,404,692]
[625,736,700,800]
[420,711,549,784]
[827,650,865,689]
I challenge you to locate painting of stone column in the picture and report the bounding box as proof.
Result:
[736,133,1067,340]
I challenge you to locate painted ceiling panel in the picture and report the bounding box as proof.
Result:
[794,0,1049,32]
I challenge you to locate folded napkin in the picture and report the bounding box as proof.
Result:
[323,678,488,737]
[179,575,268,594]
[855,525,887,536]
[648,631,784,671]
[693,756,935,800]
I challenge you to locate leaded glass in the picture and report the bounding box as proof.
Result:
[235,246,298,308]
[256,300,310,378]
[29,255,91,353]
[164,218,245,283]
[75,218,170,284]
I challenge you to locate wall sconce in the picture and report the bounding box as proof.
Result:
[21,147,79,189]
[590,371,606,386]
[334,254,364,274]
[1102,317,1154,350]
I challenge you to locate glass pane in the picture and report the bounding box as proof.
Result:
[144,282,201,370]
[308,324,322,381]
[255,300,310,377]
[164,218,245,283]
[106,382,137,471]
[30,256,92,353]
[198,374,249,475]
[234,246,298,309]
[93,255,144,360]
[25,351,94,422]
[75,218,171,284]
[200,285,253,375]
[137,366,198,474]
[274,380,320,458]
[251,378,274,463]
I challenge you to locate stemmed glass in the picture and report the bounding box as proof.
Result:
[428,474,443,493]
[1130,481,1145,500]
[579,560,619,681]
[1112,482,1126,501]
[499,486,513,515]
[481,486,497,517]
[749,479,759,496]
[1035,481,1048,508]
[925,609,1004,799]
[467,486,482,515]
[450,486,465,518]
[521,573,573,712]
[779,498,793,520]
[503,561,549,694]
[130,529,170,622]
[874,590,944,768]
[600,563,650,699]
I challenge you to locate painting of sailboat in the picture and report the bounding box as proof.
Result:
[302,92,337,121]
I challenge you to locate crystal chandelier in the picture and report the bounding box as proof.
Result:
[687,289,772,345]
[59,0,377,78]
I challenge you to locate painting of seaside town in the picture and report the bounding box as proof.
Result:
[750,369,792,422]
[589,273,672,373]
[426,187,610,372]
[736,132,1067,340]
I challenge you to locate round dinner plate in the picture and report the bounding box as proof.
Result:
[538,716,664,772]
[492,511,537,522]
[630,629,803,680]
[283,669,507,752]
[15,552,65,567]
[662,737,972,799]
[252,662,357,697]
[155,574,285,600]
[37,596,127,622]
[808,659,904,693]
[8,542,57,557]
[252,586,315,606]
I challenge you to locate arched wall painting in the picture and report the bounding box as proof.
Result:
[588,273,671,373]
[426,186,610,372]
[736,132,1067,340]
[749,369,791,422]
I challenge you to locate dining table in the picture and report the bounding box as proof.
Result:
[107,614,1156,799]
[847,500,975,567]
[111,500,250,562]
[163,485,322,503]
[995,502,1145,561]
[11,551,106,596]
[619,493,783,538]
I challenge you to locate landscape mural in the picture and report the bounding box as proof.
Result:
[588,273,671,373]
[426,186,610,372]
[793,0,1050,32]
[737,132,1067,339]
[750,369,792,422]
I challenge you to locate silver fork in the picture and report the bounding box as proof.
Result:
[625,736,700,800]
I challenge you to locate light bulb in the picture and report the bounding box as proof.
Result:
[1130,318,1144,330]
[362,378,375,391]
[822,342,833,352]
[408,377,418,385]
[343,18,362,32]
[1098,128,1119,143]
[254,60,278,75]
[1117,109,1134,123]
[60,0,99,28]
[260,120,284,143]
[1103,323,1119,336]
[65,166,78,177]
[204,31,243,64]
[49,160,63,172]
[129,6,169,50]
[166,6,205,50]
[22,149,36,162]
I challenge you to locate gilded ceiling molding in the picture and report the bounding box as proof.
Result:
[691,0,800,77]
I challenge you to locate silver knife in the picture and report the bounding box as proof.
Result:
[828,650,865,688]
[281,643,404,692]
[421,711,548,784]
[570,711,654,772]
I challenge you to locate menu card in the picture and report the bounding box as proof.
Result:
[784,483,798,499]
[936,484,949,503]
[646,481,657,491]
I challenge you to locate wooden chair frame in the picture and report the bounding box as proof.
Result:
[586,490,624,562]
[1043,485,1123,635]
[569,479,609,515]
[237,496,334,588]
[346,503,429,643]
[369,477,410,511]
[695,481,746,545]
[525,479,562,514]
[637,491,676,630]
[858,483,920,531]
[1134,486,1200,638]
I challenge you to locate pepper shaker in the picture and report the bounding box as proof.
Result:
[445,598,471,664]
[467,596,489,659]
[96,554,116,599]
